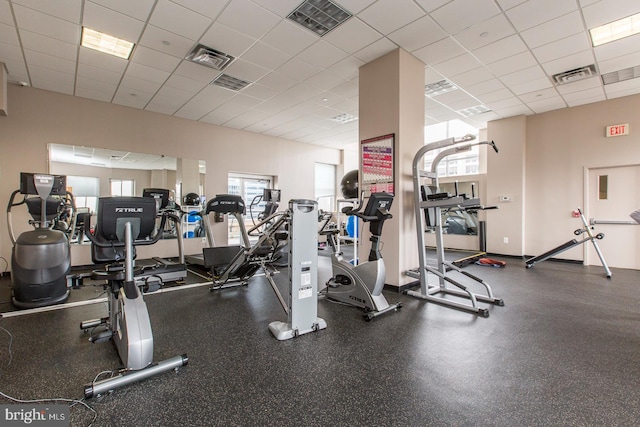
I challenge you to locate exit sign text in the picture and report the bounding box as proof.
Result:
[606,123,629,137]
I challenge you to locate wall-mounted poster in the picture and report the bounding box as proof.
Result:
[360,134,395,196]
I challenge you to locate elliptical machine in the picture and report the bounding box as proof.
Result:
[80,196,188,398]
[325,192,402,321]
[7,173,71,308]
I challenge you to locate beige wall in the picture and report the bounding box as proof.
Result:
[0,85,342,266]
[487,93,640,260]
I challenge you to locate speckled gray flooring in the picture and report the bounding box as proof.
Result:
[0,253,639,426]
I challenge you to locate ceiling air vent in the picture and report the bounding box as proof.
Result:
[425,80,458,97]
[186,44,235,70]
[288,0,352,37]
[601,65,640,85]
[331,113,358,124]
[210,74,251,91]
[552,65,598,85]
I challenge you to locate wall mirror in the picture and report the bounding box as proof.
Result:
[438,180,480,235]
[48,143,206,243]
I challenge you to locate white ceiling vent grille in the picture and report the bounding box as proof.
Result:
[602,65,640,85]
[288,0,352,37]
[210,74,251,91]
[425,80,458,97]
[552,65,598,85]
[331,113,358,124]
[186,44,235,70]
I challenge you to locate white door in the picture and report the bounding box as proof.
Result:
[586,165,640,269]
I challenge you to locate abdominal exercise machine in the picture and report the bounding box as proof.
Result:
[406,135,504,317]
[81,196,188,398]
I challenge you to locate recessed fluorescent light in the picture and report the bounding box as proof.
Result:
[425,80,458,97]
[331,113,358,124]
[81,27,134,59]
[288,0,352,37]
[457,105,491,117]
[589,12,640,47]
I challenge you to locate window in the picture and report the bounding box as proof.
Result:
[67,175,99,213]
[228,173,274,244]
[110,179,135,196]
[315,163,336,213]
[424,119,480,177]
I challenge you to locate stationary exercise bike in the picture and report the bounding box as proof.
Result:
[325,192,402,320]
[80,196,188,398]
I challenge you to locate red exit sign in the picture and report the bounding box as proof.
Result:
[605,123,629,137]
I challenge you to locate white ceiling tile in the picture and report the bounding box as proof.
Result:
[149,0,212,41]
[510,76,553,95]
[565,94,606,107]
[448,66,494,87]
[432,53,483,77]
[223,109,272,129]
[506,0,577,32]
[173,60,219,83]
[520,11,585,49]
[200,23,257,58]
[323,17,383,54]
[131,46,182,73]
[164,74,206,93]
[532,33,591,64]
[127,62,171,84]
[24,49,76,74]
[0,23,20,46]
[83,1,145,42]
[89,0,155,21]
[353,37,397,63]
[120,73,163,94]
[358,0,425,35]
[541,50,595,76]
[525,96,566,113]
[275,57,317,83]
[579,0,599,6]
[170,0,230,20]
[145,102,180,115]
[518,87,559,102]
[181,84,236,113]
[486,51,537,77]
[223,58,270,82]
[604,79,640,98]
[305,72,346,92]
[13,0,81,23]
[593,33,640,63]
[151,85,195,108]
[582,0,640,28]
[472,34,528,64]
[19,29,76,61]
[561,86,605,103]
[598,50,640,75]
[493,104,533,116]
[413,37,466,66]
[495,0,527,11]
[238,41,290,71]
[0,1,13,25]
[249,0,300,17]
[332,0,376,15]
[0,41,25,62]
[387,15,446,52]
[13,5,79,44]
[241,82,280,100]
[113,89,153,109]
[454,13,516,51]
[484,96,523,109]
[297,40,349,69]
[139,25,196,58]
[424,67,445,85]
[28,65,74,91]
[500,65,547,86]
[466,79,507,97]
[78,46,129,73]
[254,71,297,92]
[325,56,364,80]
[430,0,500,34]
[414,0,451,13]
[216,0,280,39]
[2,58,29,81]
[76,62,123,85]
[329,81,359,99]
[556,76,602,94]
[261,20,317,57]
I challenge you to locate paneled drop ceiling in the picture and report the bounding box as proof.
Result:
[1,0,640,150]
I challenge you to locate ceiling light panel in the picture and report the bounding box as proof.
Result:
[211,74,252,91]
[457,105,491,117]
[331,113,358,123]
[288,0,352,37]
[81,27,135,59]
[589,12,640,46]
[425,80,458,97]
